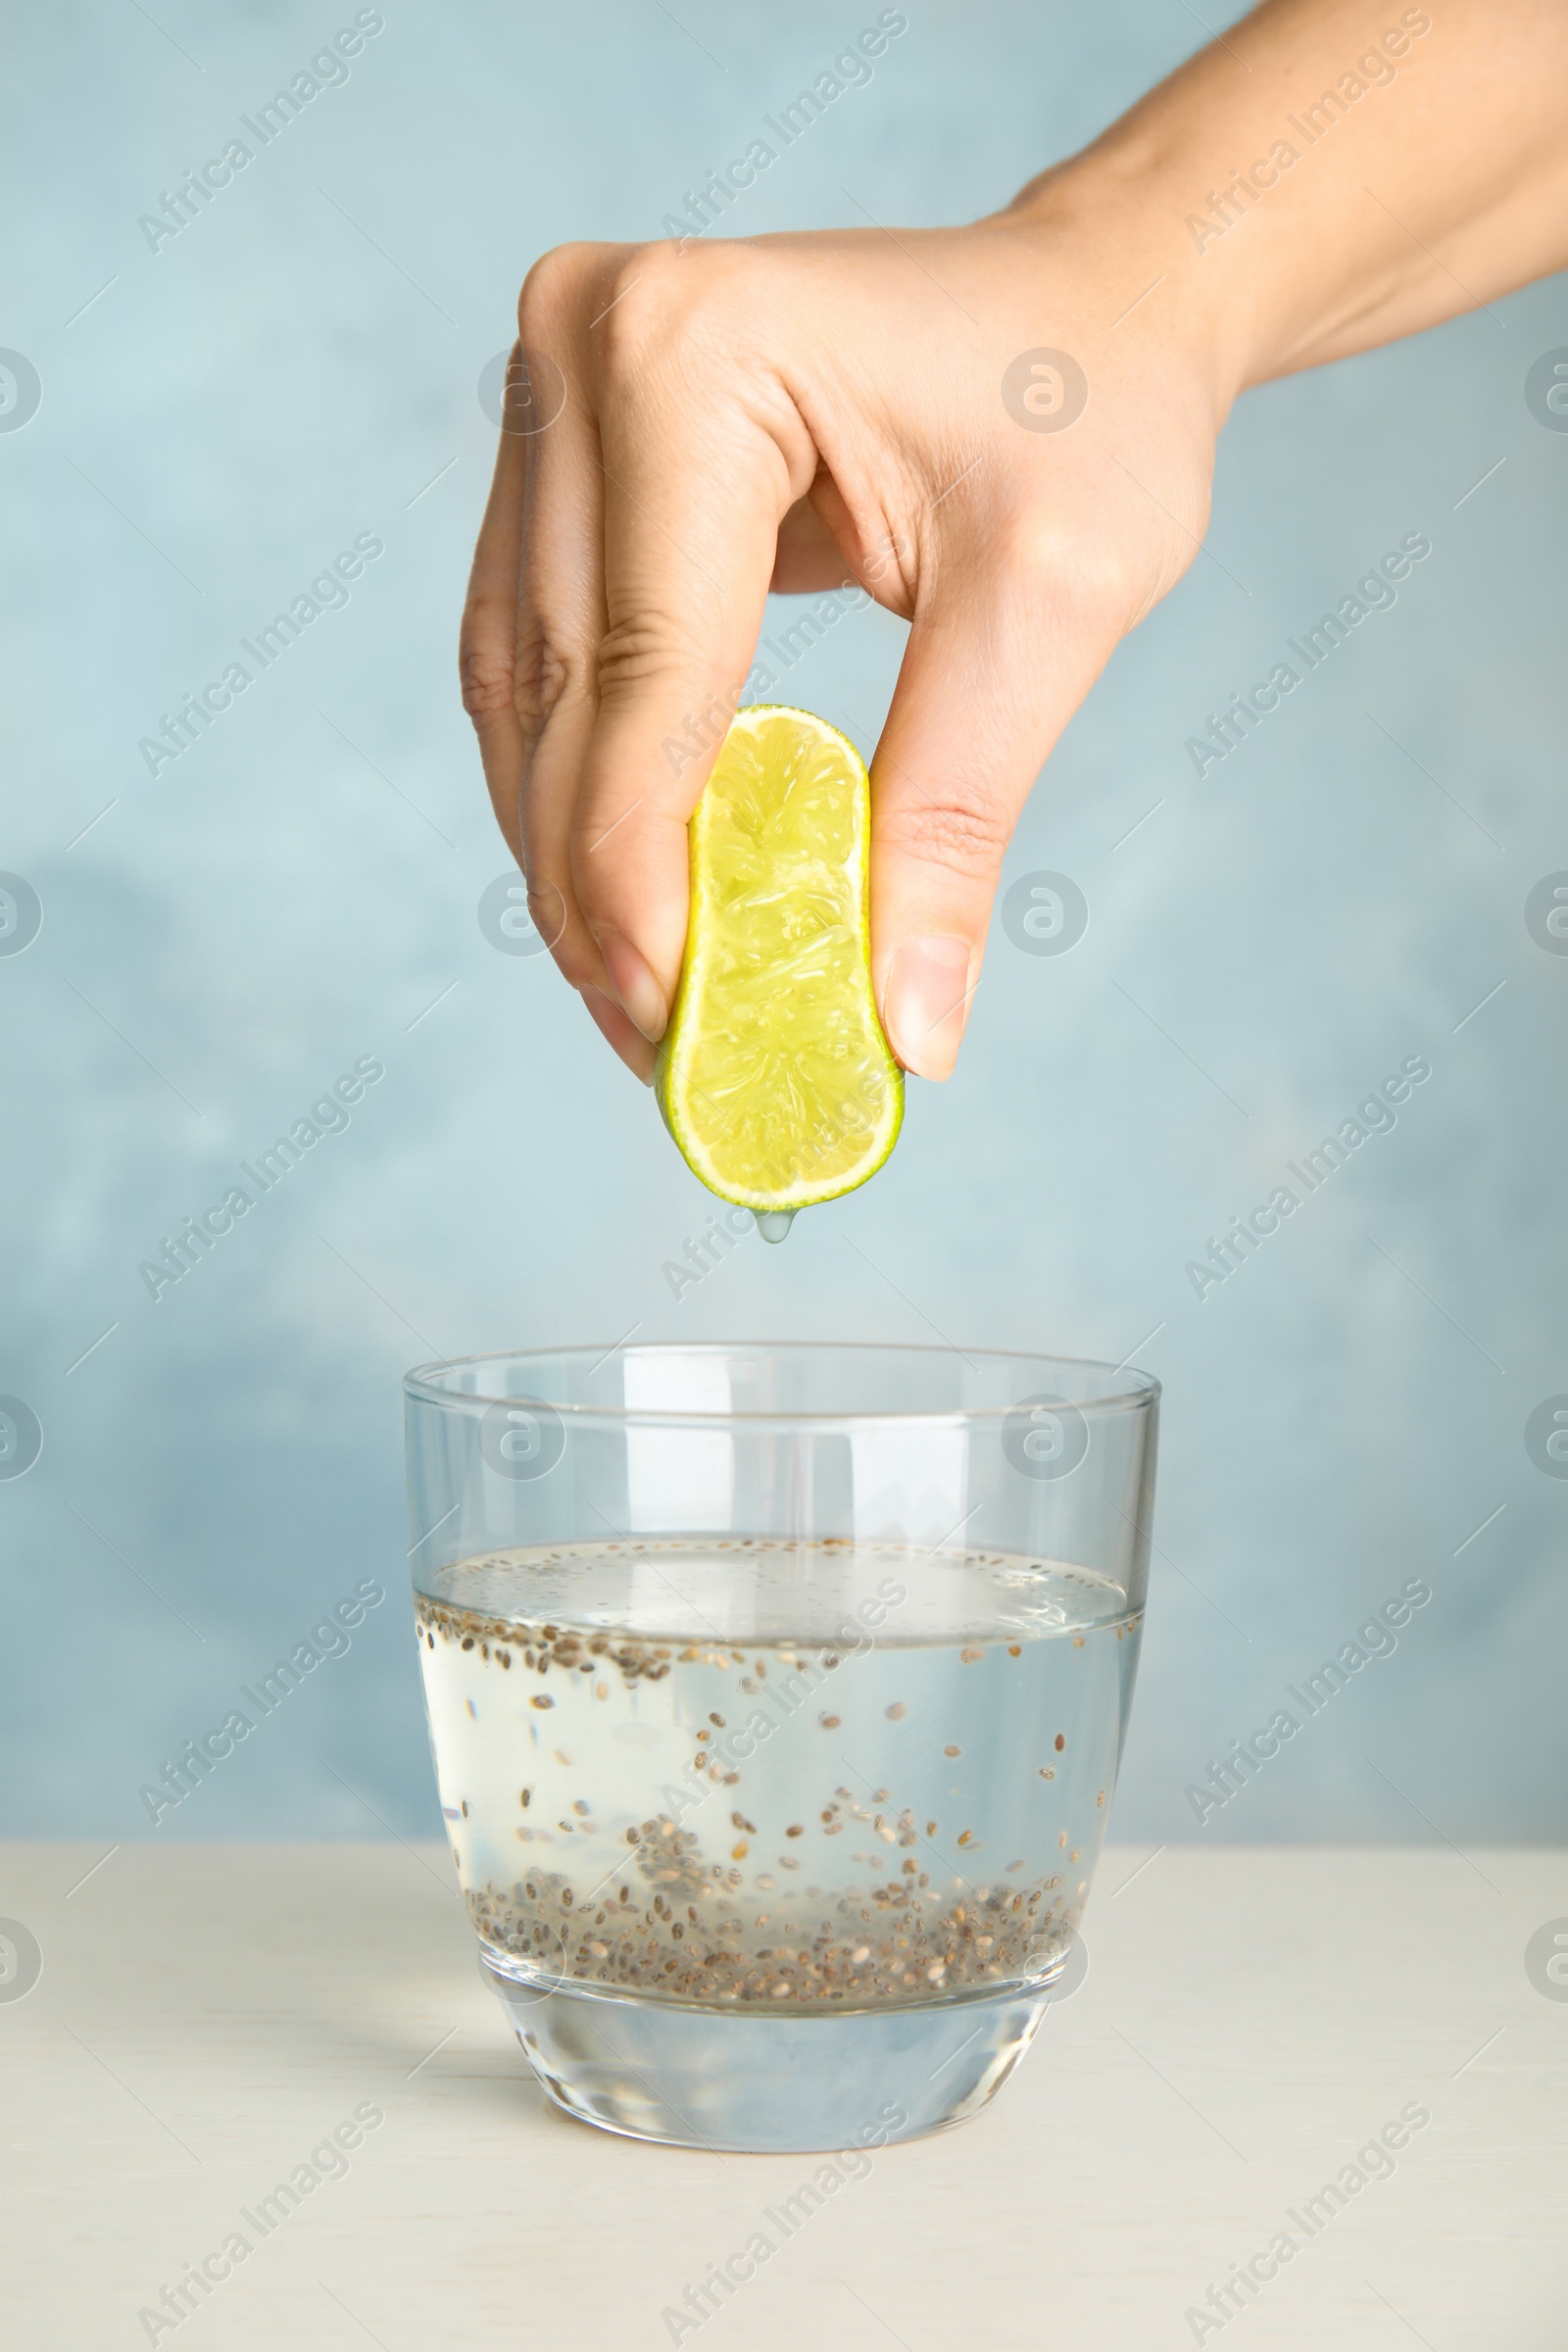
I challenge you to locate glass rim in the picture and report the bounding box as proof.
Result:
[403,1341,1161,1423]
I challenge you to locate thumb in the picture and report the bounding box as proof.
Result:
[871,555,1107,1079]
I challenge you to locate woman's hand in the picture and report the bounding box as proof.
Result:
[459,205,1223,1080]
[459,0,1568,1084]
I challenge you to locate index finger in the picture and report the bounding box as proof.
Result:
[567,254,819,1041]
[459,348,531,863]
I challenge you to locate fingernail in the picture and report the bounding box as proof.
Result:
[581,986,657,1084]
[884,936,973,1080]
[595,927,667,1043]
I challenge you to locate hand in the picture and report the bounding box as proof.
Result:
[459,0,1568,1086]
[459,204,1223,1082]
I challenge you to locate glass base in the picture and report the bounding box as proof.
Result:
[481,1951,1057,2151]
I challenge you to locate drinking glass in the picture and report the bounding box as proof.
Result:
[404,1343,1158,2152]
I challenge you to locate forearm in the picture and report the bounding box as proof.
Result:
[1005,0,1568,408]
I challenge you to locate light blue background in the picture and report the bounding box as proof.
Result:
[4,0,1564,1850]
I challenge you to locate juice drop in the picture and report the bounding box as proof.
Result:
[756,1210,796,1245]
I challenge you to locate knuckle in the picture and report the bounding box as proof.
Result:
[514,627,596,734]
[594,613,692,705]
[458,625,516,722]
[1002,511,1129,617]
[1000,500,1172,636]
[1060,537,1146,629]
[595,257,680,368]
[876,789,1011,883]
[516,239,600,341]
[596,239,738,370]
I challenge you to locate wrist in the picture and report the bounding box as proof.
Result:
[993,0,1568,404]
[989,148,1255,424]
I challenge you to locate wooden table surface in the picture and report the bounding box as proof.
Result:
[2,1841,1563,2349]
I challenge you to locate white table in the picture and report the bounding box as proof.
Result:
[2,1843,1563,2348]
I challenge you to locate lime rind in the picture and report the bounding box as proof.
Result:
[655,705,904,1212]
